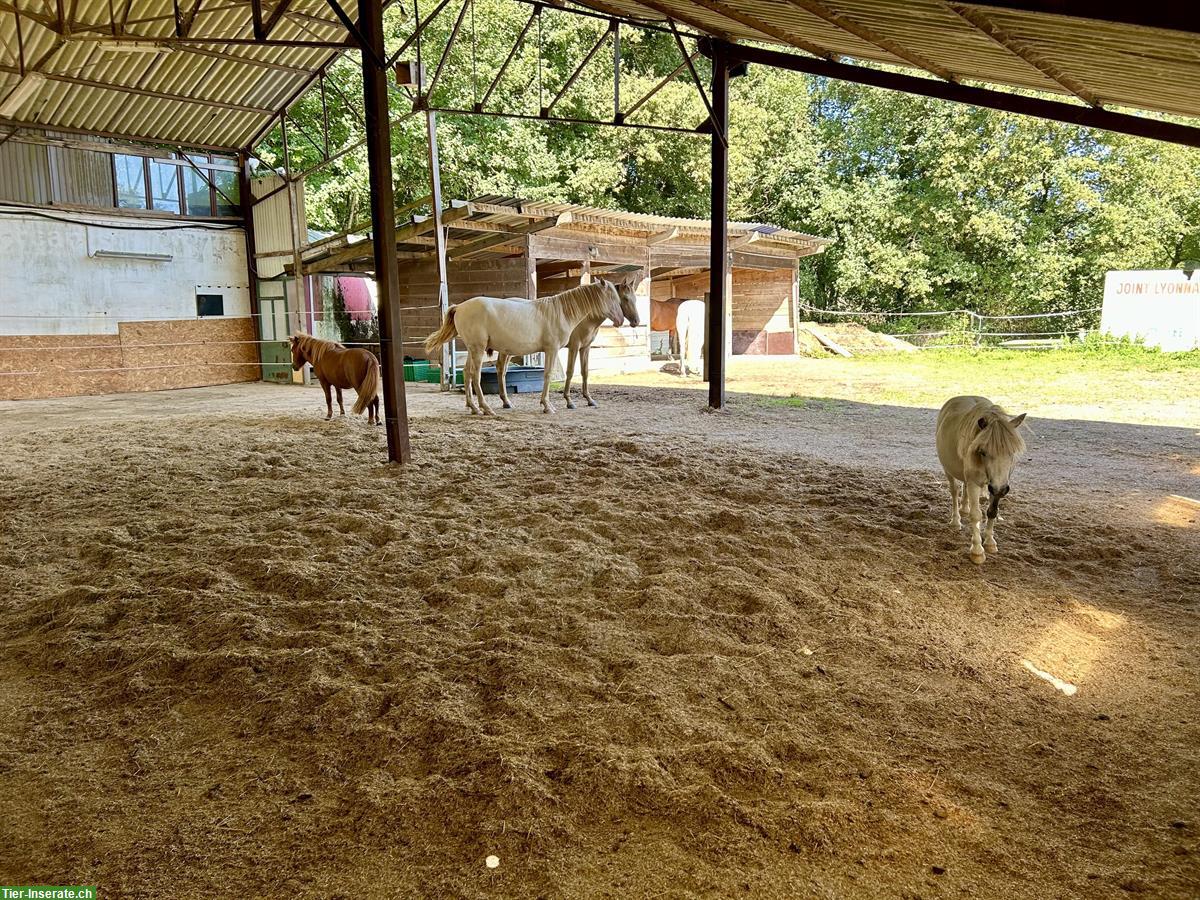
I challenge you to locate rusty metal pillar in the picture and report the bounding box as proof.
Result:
[706,40,730,410]
[360,0,411,462]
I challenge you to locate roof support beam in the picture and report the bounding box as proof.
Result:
[61,34,352,48]
[323,0,385,68]
[543,19,613,116]
[262,0,292,37]
[448,214,570,260]
[178,0,203,36]
[420,0,470,106]
[476,6,537,110]
[946,3,1101,106]
[0,113,241,151]
[175,43,312,74]
[723,40,1200,148]
[388,0,453,67]
[667,19,720,143]
[620,49,695,122]
[781,0,955,80]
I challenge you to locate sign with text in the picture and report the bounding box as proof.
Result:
[1101,269,1200,352]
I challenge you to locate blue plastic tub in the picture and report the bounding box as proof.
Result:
[456,364,545,395]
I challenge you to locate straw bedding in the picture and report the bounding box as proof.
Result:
[0,384,1197,898]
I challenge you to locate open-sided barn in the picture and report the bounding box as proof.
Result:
[2,1,1200,897]
[295,196,829,375]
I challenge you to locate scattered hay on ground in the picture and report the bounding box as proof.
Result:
[0,384,1197,898]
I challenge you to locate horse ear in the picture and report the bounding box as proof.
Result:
[977,417,988,430]
[1009,413,1027,428]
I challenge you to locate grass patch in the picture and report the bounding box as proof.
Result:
[604,343,1200,428]
[757,396,839,410]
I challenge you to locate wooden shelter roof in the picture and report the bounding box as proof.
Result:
[298,195,831,275]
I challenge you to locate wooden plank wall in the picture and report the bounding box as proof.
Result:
[731,267,795,355]
[395,257,529,361]
[0,318,258,400]
[651,266,796,355]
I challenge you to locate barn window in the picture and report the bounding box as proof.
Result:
[114,154,148,209]
[111,153,240,218]
[182,158,212,216]
[213,169,239,217]
[196,293,224,317]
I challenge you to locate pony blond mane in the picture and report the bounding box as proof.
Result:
[969,406,1026,458]
[536,281,617,321]
[293,332,344,364]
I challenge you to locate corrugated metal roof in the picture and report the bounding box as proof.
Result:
[1,0,1197,156]
[0,0,350,150]
[469,195,829,250]
[577,0,1200,120]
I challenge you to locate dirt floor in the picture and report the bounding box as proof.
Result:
[1,365,1198,898]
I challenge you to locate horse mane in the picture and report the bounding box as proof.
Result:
[293,332,344,364]
[969,405,1026,458]
[537,281,615,320]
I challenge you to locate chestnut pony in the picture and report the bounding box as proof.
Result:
[290,333,381,425]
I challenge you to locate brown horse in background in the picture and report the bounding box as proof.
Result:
[290,333,381,425]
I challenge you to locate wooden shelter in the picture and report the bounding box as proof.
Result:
[295,196,829,372]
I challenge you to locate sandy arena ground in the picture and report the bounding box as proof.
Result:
[0,366,1197,898]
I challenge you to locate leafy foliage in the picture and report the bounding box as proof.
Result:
[259,0,1200,320]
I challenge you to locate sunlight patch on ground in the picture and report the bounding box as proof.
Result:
[1021,660,1078,696]
[1019,607,1127,697]
[1069,602,1126,631]
[1151,495,1200,528]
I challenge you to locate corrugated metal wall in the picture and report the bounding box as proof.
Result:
[0,130,123,209]
[0,139,52,204]
[251,173,296,279]
[47,146,115,207]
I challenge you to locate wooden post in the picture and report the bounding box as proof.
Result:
[424,107,452,391]
[791,258,801,355]
[360,0,411,463]
[706,41,729,409]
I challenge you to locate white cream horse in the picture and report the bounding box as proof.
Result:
[675,299,705,377]
[424,280,635,416]
[556,275,643,410]
[936,395,1027,564]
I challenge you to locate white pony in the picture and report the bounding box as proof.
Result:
[936,395,1027,564]
[675,299,705,377]
[424,279,637,416]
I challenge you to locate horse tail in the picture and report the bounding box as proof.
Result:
[352,355,381,416]
[424,305,458,354]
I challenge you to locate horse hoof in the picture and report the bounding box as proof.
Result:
[566,402,575,410]
[970,550,986,565]
[985,540,998,553]
[502,402,512,410]
[587,400,598,407]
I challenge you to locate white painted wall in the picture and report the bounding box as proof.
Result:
[0,207,249,335]
[1101,269,1200,352]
